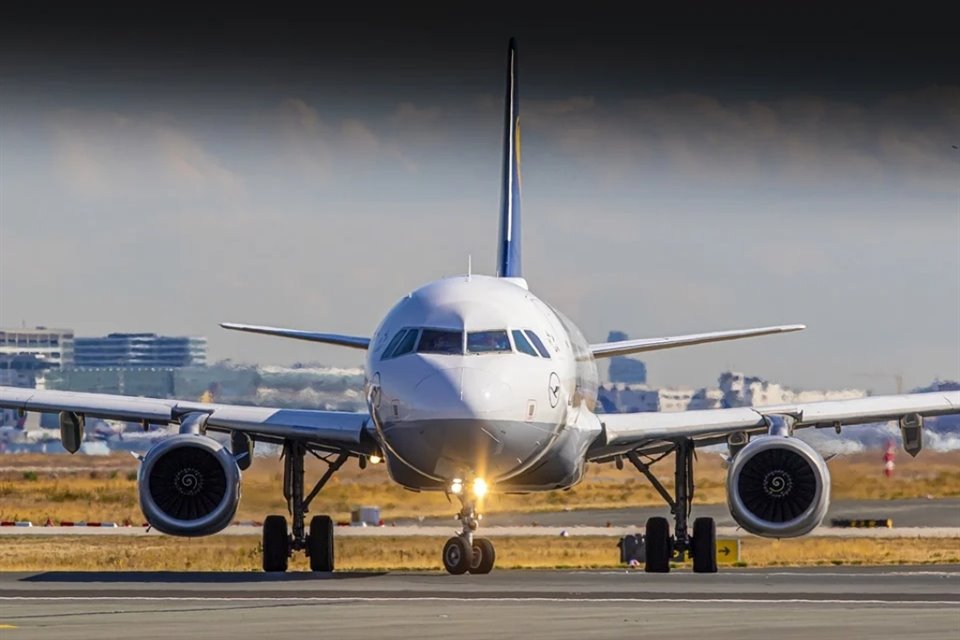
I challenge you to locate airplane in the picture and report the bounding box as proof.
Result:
[2,38,958,575]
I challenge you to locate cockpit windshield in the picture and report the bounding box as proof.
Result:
[467,330,511,354]
[417,329,463,354]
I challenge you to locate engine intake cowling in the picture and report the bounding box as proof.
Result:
[138,434,241,536]
[726,435,830,537]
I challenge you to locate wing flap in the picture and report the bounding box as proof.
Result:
[590,324,806,358]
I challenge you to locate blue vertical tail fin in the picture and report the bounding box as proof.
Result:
[496,38,522,278]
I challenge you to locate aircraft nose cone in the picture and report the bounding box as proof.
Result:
[411,367,512,419]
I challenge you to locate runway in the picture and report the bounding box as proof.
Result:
[1,567,957,639]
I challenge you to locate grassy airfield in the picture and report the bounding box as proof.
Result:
[2,450,958,525]
[1,450,957,571]
[1,535,957,571]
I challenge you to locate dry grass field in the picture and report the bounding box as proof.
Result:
[0,534,957,571]
[1,450,958,525]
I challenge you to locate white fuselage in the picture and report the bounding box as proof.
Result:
[364,275,602,492]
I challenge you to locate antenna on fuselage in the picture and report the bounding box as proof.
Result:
[467,254,472,281]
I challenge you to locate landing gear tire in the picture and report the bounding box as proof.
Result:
[644,516,671,573]
[263,515,290,572]
[692,517,718,574]
[442,536,472,575]
[308,515,335,572]
[468,537,496,574]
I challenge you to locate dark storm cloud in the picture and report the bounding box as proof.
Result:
[1,3,957,391]
[2,3,957,99]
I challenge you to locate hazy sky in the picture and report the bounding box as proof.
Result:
[1,6,958,394]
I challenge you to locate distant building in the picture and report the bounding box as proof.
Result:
[598,384,724,413]
[0,327,74,368]
[45,367,176,398]
[599,371,867,414]
[605,331,647,384]
[718,371,866,407]
[73,333,206,368]
[0,354,52,388]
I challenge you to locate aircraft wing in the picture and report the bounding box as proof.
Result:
[589,324,806,358]
[220,322,370,349]
[0,386,376,454]
[590,390,960,458]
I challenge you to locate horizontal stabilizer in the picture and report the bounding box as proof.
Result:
[220,323,370,350]
[590,324,805,359]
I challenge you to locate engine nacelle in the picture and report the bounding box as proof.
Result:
[138,434,241,536]
[726,435,830,537]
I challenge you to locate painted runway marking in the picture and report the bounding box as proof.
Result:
[570,570,960,578]
[0,596,955,605]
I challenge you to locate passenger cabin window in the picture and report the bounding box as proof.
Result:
[511,330,539,357]
[467,330,511,354]
[417,329,463,354]
[524,330,551,358]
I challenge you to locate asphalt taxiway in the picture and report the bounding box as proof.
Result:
[1,566,957,639]
[395,498,960,528]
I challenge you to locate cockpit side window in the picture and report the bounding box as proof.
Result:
[511,330,539,357]
[417,329,463,354]
[381,329,408,360]
[467,330,512,354]
[381,328,418,359]
[391,328,419,357]
[524,330,551,358]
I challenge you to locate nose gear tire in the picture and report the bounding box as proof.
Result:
[468,537,496,574]
[442,536,472,575]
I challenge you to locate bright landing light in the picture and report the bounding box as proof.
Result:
[472,478,488,498]
[450,478,464,495]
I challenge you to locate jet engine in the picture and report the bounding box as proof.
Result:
[138,434,241,536]
[726,435,830,537]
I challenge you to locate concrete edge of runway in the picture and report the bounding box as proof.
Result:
[1,525,958,538]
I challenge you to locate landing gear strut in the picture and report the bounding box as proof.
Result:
[628,438,717,573]
[442,486,496,575]
[262,440,348,572]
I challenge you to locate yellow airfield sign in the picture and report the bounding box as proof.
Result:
[715,538,741,563]
[679,538,741,563]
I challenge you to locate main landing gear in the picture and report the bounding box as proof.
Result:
[627,438,718,574]
[441,480,496,575]
[262,440,348,572]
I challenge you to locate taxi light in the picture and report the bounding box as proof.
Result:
[472,478,488,498]
[450,478,464,495]
[369,455,382,465]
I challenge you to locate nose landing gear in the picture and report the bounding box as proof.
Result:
[442,483,496,574]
